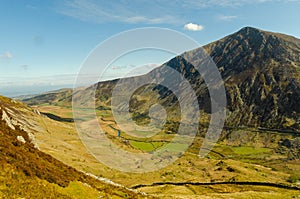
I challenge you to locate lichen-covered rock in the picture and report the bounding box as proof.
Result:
[17,135,26,144]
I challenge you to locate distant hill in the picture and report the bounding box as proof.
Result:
[22,88,73,106]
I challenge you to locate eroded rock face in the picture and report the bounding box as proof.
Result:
[225,68,300,129]
[173,27,300,130]
[278,138,300,159]
[204,27,300,130]
[0,96,40,149]
[2,109,16,130]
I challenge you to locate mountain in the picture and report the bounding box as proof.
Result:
[0,96,145,198]
[23,27,300,132]
[16,27,300,198]
[201,27,300,130]
[90,26,300,132]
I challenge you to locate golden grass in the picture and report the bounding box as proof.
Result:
[30,105,300,198]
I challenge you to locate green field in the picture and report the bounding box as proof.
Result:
[129,140,164,152]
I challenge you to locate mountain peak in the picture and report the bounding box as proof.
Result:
[233,26,300,45]
[202,26,300,72]
[231,26,268,44]
[237,26,263,35]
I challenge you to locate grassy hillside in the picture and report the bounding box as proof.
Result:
[30,104,300,198]
[0,96,147,198]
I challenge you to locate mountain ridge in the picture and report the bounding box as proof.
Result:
[23,26,300,131]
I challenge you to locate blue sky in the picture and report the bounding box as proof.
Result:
[0,0,300,96]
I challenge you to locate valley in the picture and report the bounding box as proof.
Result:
[29,103,300,198]
[1,26,300,198]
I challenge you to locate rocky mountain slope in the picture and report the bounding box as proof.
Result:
[202,27,300,130]
[23,27,300,132]
[150,26,299,130]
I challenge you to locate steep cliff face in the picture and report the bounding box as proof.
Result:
[201,27,300,129]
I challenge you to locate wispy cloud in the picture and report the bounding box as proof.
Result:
[143,63,160,69]
[181,0,300,8]
[184,23,204,31]
[5,51,13,59]
[0,51,13,61]
[57,0,181,24]
[25,4,38,10]
[0,75,75,86]
[120,63,161,77]
[181,0,270,8]
[56,0,299,25]
[111,65,127,70]
[218,15,238,21]
[20,65,29,71]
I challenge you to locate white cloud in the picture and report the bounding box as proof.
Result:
[5,51,13,59]
[184,23,204,31]
[218,15,238,21]
[0,51,13,61]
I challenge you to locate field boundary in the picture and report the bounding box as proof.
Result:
[131,181,300,190]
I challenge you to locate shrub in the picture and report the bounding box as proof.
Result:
[287,175,298,183]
